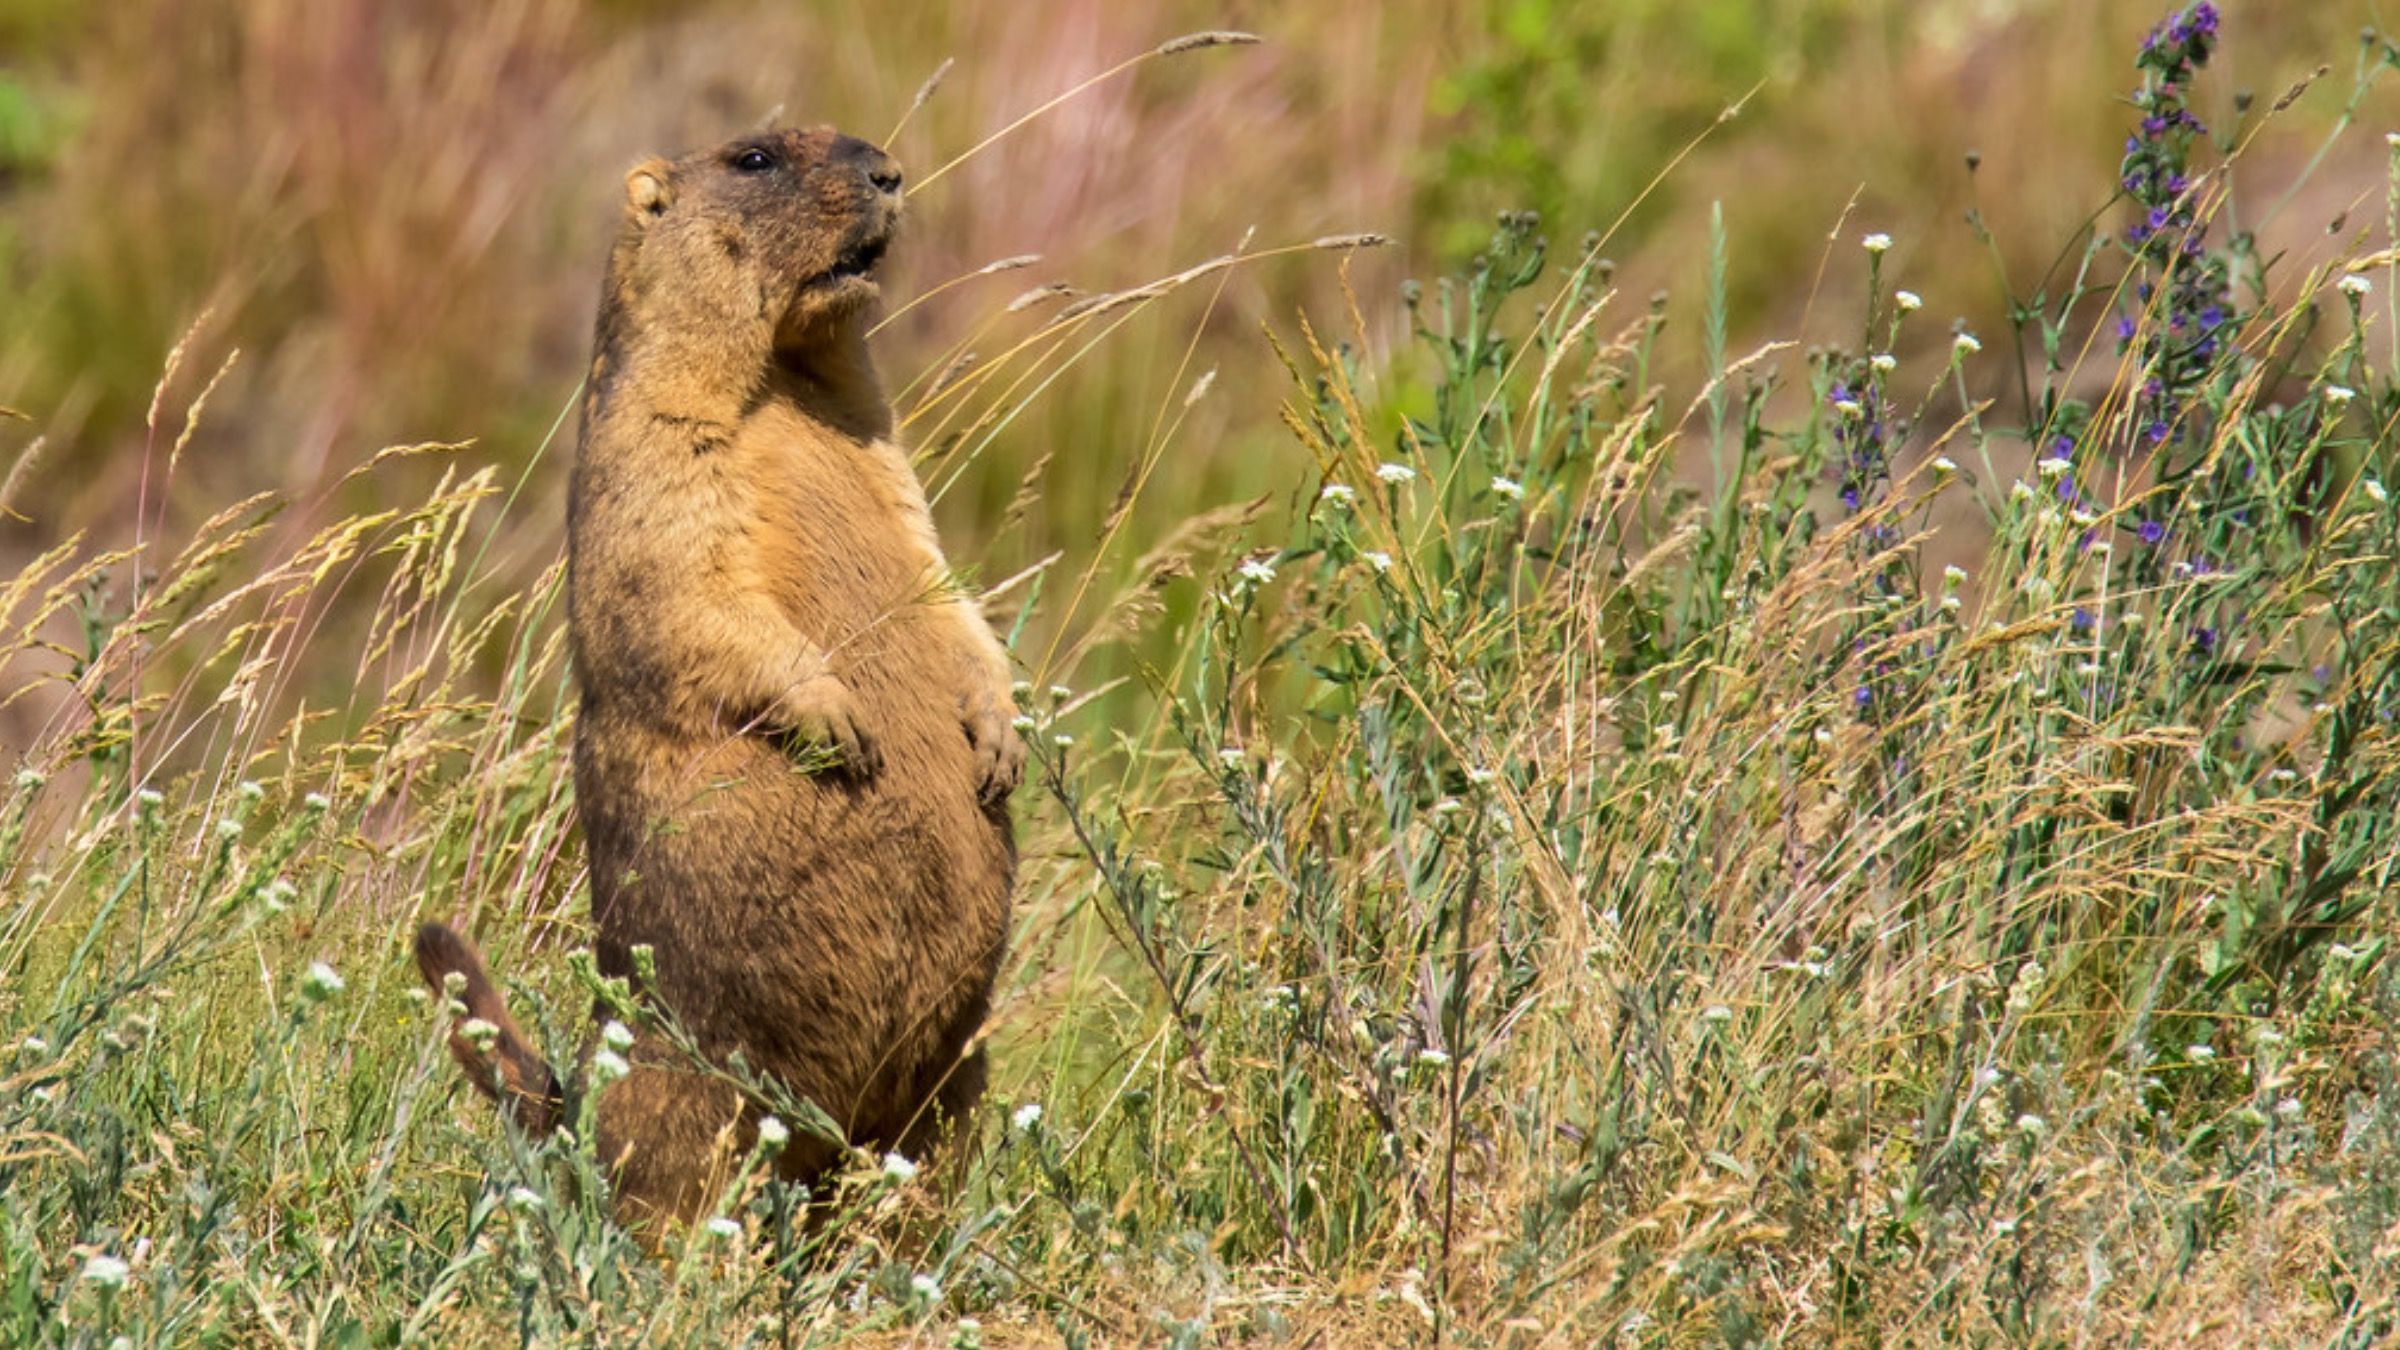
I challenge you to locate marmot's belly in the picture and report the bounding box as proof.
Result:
[578,645,1011,1116]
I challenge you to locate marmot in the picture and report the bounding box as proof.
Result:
[417,126,1023,1228]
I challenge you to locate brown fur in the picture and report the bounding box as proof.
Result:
[420,127,1021,1231]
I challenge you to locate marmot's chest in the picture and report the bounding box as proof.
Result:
[729,409,956,645]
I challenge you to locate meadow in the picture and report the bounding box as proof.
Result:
[5,0,2400,1343]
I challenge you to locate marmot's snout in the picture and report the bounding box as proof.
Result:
[832,134,903,199]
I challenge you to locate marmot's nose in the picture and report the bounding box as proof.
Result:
[834,134,903,196]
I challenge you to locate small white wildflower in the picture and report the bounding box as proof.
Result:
[2364,479,2389,504]
[1895,289,1923,313]
[1942,565,1969,587]
[703,1216,742,1241]
[2037,456,2070,479]
[1362,551,1394,573]
[909,1272,942,1302]
[1940,594,1961,613]
[460,1019,499,1052]
[2340,273,2373,299]
[2010,480,2034,501]
[1429,797,1466,816]
[1318,482,1356,506]
[2015,1113,2047,1137]
[600,1020,635,1053]
[1954,332,1983,357]
[18,1035,47,1057]
[302,792,330,812]
[80,1255,130,1289]
[953,1317,985,1350]
[1051,733,1073,748]
[506,1185,544,1213]
[2250,1024,2287,1048]
[590,1048,631,1083]
[1465,766,1497,786]
[261,877,297,912]
[1932,455,1958,477]
[1012,1102,1043,1132]
[881,1151,919,1183]
[1832,398,1864,419]
[299,961,344,1002]
[237,780,265,802]
[1008,714,1036,732]
[135,788,164,811]
[214,818,243,842]
[1374,461,1417,484]
[1415,1047,1452,1069]
[1047,684,1072,702]
[2275,1097,2304,1122]
[1217,748,1245,768]
[13,768,44,790]
[1701,1004,1734,1024]
[1237,557,1277,585]
[757,1115,790,1149]
[1010,679,1033,698]
[1813,727,1833,746]
[1490,475,1524,500]
[1870,353,1898,374]
[1863,232,1893,253]
[2325,385,2357,407]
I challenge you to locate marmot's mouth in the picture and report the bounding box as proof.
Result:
[828,234,889,281]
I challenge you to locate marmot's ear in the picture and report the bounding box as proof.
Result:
[624,160,674,222]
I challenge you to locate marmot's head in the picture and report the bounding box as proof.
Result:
[613,127,903,357]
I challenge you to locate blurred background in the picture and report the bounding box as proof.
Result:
[0,0,2388,693]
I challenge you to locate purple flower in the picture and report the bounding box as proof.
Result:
[2071,607,2095,633]
[2116,315,2137,341]
[2137,519,2167,546]
[1854,685,1873,708]
[2146,421,2169,444]
[2052,433,2075,458]
[2191,626,2219,655]
[1840,486,1860,511]
[2198,305,2224,330]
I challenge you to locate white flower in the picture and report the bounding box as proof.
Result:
[262,878,297,912]
[1895,289,1923,313]
[1012,1102,1043,1132]
[1490,475,1524,500]
[1943,565,1969,587]
[506,1185,544,1212]
[2009,480,2034,502]
[2015,1113,2047,1137]
[880,1151,919,1183]
[1318,482,1356,505]
[1862,232,1893,253]
[1465,766,1497,786]
[1415,1047,1452,1069]
[1051,733,1073,748]
[1237,557,1277,585]
[17,1035,47,1057]
[135,788,164,811]
[757,1115,790,1149]
[1832,398,1863,419]
[703,1216,742,1240]
[460,1018,500,1052]
[1217,748,1246,768]
[302,792,331,812]
[1701,1004,1734,1024]
[2365,479,2389,504]
[1430,798,1465,816]
[214,818,243,842]
[1932,455,1958,476]
[909,1272,942,1302]
[81,1255,130,1289]
[2325,385,2357,406]
[13,768,44,790]
[2037,456,2070,479]
[1374,462,1417,484]
[590,1048,631,1084]
[1870,353,1897,374]
[2340,273,2373,298]
[237,780,265,802]
[1940,594,1961,613]
[1362,551,1394,573]
[1009,714,1036,732]
[601,1020,634,1052]
[299,961,345,1002]
[1047,684,1072,701]
[1953,332,1983,357]
[2274,1097,2304,1122]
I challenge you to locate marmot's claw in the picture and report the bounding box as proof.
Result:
[771,676,878,775]
[963,692,1025,802]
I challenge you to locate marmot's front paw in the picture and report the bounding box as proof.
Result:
[768,675,879,774]
[961,688,1024,803]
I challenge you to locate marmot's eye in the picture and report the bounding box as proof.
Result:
[733,148,776,173]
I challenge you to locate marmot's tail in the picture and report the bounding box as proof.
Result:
[414,922,562,1136]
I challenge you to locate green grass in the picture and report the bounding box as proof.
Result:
[7,4,2400,1346]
